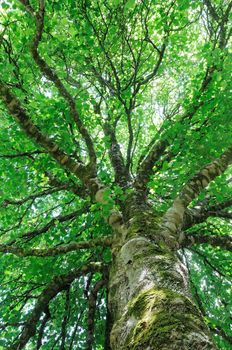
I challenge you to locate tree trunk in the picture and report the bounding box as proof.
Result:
[108,207,216,350]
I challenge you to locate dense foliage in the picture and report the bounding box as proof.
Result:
[0,0,231,349]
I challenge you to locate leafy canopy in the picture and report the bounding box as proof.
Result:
[0,0,232,349]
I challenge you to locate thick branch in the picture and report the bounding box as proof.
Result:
[0,236,113,257]
[204,0,220,22]
[180,146,232,206]
[44,172,87,198]
[0,82,90,181]
[161,145,232,245]
[8,262,105,350]
[103,122,130,187]
[205,198,232,212]
[125,108,134,171]
[134,139,167,189]
[0,84,122,207]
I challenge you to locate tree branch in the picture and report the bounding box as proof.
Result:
[36,308,51,350]
[103,121,130,187]
[184,250,232,345]
[0,150,44,159]
[18,0,35,16]
[181,232,232,251]
[0,81,123,208]
[60,287,70,350]
[0,236,113,257]
[134,43,166,90]
[204,0,232,48]
[161,144,232,246]
[204,198,232,212]
[8,262,106,350]
[212,325,232,345]
[135,4,231,190]
[86,279,106,350]
[134,139,167,190]
[19,0,96,168]
[204,0,220,22]
[125,107,134,171]
[0,82,90,182]
[1,185,72,207]
[183,202,232,230]
[7,206,89,243]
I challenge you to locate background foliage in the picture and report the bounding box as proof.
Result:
[0,0,232,349]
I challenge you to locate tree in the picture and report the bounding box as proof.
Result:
[0,0,231,349]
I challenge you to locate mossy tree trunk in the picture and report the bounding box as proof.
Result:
[108,204,216,350]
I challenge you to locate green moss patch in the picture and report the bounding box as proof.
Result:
[126,287,207,349]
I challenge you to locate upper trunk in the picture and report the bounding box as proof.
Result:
[108,205,216,350]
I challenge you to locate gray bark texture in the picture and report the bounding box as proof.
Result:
[108,206,216,350]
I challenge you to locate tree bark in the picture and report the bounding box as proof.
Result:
[108,209,216,350]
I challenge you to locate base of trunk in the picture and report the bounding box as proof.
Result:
[108,236,216,350]
[111,286,215,349]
